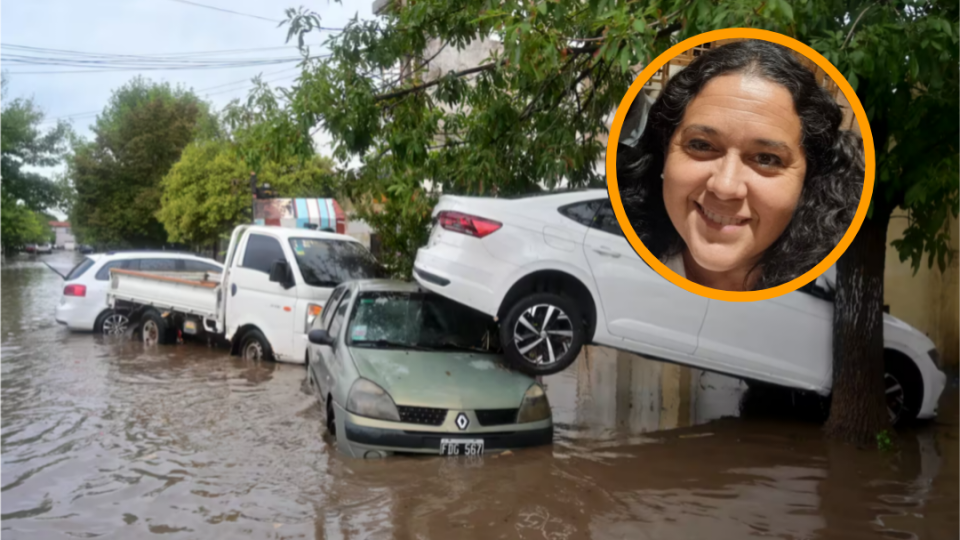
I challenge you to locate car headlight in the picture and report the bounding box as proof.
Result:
[346,378,400,421]
[306,303,322,333]
[517,384,551,423]
[928,348,941,367]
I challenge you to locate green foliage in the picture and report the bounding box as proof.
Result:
[68,76,219,248]
[876,429,894,452]
[238,1,957,276]
[1,196,51,248]
[1,74,73,252]
[157,139,337,246]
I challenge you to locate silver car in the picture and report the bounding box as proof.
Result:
[306,279,554,458]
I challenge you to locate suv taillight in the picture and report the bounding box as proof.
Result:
[64,284,87,297]
[437,211,502,238]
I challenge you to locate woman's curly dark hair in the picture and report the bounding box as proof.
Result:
[618,39,864,290]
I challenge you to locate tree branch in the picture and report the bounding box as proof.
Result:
[841,6,872,50]
[375,61,504,102]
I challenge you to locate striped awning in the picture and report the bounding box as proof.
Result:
[254,198,346,234]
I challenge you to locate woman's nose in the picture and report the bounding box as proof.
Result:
[706,155,748,200]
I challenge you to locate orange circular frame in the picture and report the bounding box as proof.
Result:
[606,28,875,302]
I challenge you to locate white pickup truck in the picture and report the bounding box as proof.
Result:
[107,224,384,363]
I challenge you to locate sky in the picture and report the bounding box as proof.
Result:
[2,0,377,217]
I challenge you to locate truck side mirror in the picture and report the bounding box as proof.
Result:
[308,329,334,346]
[269,259,294,289]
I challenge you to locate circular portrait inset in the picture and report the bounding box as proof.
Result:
[608,30,874,301]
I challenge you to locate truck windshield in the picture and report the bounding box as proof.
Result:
[288,238,381,288]
[346,291,501,353]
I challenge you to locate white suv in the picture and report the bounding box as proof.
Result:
[55,251,223,334]
[412,189,947,424]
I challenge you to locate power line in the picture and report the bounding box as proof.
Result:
[164,0,283,23]
[2,43,331,74]
[163,0,344,31]
[39,67,306,124]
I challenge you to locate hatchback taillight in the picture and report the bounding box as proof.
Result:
[64,284,86,297]
[437,211,502,238]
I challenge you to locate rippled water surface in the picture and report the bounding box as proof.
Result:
[3,252,957,539]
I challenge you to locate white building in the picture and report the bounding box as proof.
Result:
[49,221,76,249]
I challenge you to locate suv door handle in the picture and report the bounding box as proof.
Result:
[593,247,621,258]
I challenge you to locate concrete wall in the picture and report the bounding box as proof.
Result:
[885,211,959,368]
[542,345,747,435]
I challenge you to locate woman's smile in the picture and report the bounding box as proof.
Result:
[693,201,751,230]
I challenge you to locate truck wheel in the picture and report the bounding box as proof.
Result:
[240,329,274,362]
[500,292,586,376]
[94,309,130,336]
[140,309,174,346]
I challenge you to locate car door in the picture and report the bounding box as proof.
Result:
[323,287,354,404]
[309,284,348,396]
[694,277,833,391]
[581,200,709,355]
[228,233,299,360]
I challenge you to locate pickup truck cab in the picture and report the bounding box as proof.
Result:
[108,224,383,364]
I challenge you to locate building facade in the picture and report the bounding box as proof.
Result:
[49,221,76,249]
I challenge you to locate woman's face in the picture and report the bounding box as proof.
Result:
[662,73,807,278]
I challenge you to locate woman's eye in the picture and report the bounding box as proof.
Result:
[686,139,714,152]
[755,153,784,168]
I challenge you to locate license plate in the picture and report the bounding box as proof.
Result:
[440,438,484,456]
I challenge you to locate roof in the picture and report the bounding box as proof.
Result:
[49,221,70,228]
[350,279,424,293]
[94,251,222,265]
[241,224,360,243]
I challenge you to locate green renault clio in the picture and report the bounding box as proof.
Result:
[306,279,553,458]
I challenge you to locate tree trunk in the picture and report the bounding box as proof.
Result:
[824,212,891,446]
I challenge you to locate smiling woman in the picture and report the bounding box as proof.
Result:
[618,39,865,292]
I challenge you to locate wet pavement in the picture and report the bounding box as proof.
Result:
[3,251,958,539]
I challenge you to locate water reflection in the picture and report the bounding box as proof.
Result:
[1,251,957,539]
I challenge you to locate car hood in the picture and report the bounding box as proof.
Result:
[348,348,537,410]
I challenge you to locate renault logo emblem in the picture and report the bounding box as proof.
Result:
[455,412,469,430]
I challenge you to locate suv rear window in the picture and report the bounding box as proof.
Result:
[66,258,96,281]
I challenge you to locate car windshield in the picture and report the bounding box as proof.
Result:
[346,291,502,353]
[288,238,382,288]
[65,257,96,281]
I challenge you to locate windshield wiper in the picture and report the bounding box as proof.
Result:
[423,342,493,353]
[351,339,430,351]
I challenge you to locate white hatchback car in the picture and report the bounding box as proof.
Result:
[412,189,947,424]
[55,251,223,334]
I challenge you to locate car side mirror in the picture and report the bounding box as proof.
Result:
[269,259,295,289]
[308,328,334,346]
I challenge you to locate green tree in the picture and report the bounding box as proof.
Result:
[158,139,337,247]
[253,1,954,443]
[68,76,219,248]
[1,75,72,252]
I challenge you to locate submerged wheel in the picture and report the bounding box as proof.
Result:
[500,292,586,376]
[140,309,173,346]
[240,329,274,362]
[326,397,336,436]
[95,309,130,336]
[885,354,923,426]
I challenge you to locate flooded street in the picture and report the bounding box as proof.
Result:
[3,251,958,539]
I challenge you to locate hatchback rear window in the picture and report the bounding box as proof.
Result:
[65,258,96,281]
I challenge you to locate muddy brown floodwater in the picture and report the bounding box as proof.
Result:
[3,251,958,539]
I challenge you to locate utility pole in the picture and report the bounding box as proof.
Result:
[249,171,258,225]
